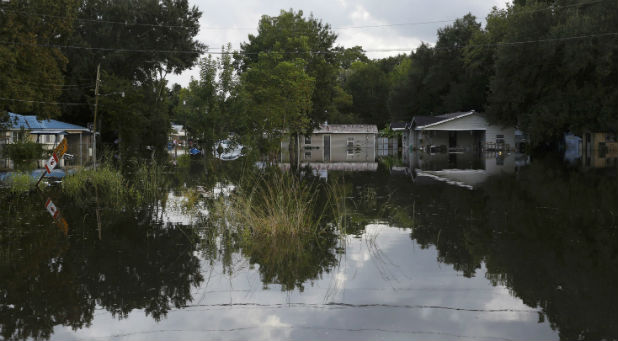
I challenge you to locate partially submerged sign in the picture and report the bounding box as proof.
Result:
[36,138,68,187]
[45,154,59,174]
[45,139,68,174]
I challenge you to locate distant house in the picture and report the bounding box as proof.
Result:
[407,110,518,152]
[281,124,378,167]
[1,112,91,168]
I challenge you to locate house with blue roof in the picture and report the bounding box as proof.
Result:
[1,112,92,168]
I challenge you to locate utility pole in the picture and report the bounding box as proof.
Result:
[93,63,100,170]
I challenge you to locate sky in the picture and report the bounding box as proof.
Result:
[167,0,508,87]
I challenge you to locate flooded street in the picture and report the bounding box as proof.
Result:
[1,152,617,340]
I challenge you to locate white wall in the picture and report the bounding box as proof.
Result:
[416,113,516,150]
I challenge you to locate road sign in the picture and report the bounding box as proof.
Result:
[54,138,68,157]
[44,153,59,174]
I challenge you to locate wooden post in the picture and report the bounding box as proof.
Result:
[93,63,101,170]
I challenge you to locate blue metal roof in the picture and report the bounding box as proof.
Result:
[7,112,89,132]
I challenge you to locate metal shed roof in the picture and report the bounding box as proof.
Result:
[6,112,90,132]
[313,124,378,134]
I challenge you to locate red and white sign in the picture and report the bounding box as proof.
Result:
[45,198,59,219]
[45,153,59,174]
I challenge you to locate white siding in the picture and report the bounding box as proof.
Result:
[418,113,516,150]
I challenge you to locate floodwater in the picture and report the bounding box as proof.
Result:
[1,149,617,341]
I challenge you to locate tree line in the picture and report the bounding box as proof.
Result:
[1,0,617,159]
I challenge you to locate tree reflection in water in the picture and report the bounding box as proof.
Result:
[0,196,203,341]
[341,156,618,341]
[0,155,616,340]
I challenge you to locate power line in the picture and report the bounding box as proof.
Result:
[0,97,89,106]
[1,31,617,56]
[5,81,95,89]
[0,8,200,30]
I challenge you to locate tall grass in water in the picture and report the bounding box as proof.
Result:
[131,162,165,206]
[6,173,36,196]
[62,161,168,208]
[217,169,342,237]
[62,165,127,206]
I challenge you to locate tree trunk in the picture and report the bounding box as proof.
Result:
[289,132,298,172]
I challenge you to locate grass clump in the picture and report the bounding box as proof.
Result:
[6,173,35,196]
[216,169,339,237]
[62,165,127,205]
[131,162,165,206]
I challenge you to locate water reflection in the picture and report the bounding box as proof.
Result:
[0,146,617,340]
[0,197,203,341]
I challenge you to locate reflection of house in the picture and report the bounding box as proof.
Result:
[582,132,618,168]
[1,112,91,168]
[407,111,517,152]
[282,124,377,163]
[406,150,529,189]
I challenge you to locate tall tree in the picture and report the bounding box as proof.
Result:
[236,9,338,125]
[238,52,315,160]
[173,44,239,154]
[486,0,618,144]
[0,0,78,118]
[59,0,205,127]
[343,61,390,128]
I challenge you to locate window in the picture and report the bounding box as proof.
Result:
[304,151,312,159]
[347,137,354,147]
[40,134,55,144]
[496,134,505,145]
[304,135,311,144]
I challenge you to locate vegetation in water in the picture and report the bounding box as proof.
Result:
[210,168,341,237]
[61,161,169,208]
[62,165,126,204]
[4,173,36,196]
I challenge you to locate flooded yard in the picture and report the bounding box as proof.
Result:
[1,152,617,340]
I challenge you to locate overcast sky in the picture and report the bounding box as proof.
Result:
[167,0,508,87]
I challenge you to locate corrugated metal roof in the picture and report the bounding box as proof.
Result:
[313,124,378,134]
[29,130,68,135]
[7,112,89,132]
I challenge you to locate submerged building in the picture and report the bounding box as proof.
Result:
[1,112,92,169]
[281,123,378,172]
[407,111,520,153]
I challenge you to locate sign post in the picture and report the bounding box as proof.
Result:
[35,138,68,188]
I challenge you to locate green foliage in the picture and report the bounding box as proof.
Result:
[62,165,127,206]
[388,14,484,122]
[173,44,238,153]
[5,173,35,196]
[62,161,169,208]
[486,0,618,145]
[209,168,342,238]
[239,55,315,139]
[98,74,171,161]
[131,162,167,206]
[1,139,43,161]
[343,61,390,128]
[0,0,78,116]
[57,0,205,155]
[237,9,339,124]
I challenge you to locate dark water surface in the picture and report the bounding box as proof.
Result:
[1,153,617,340]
